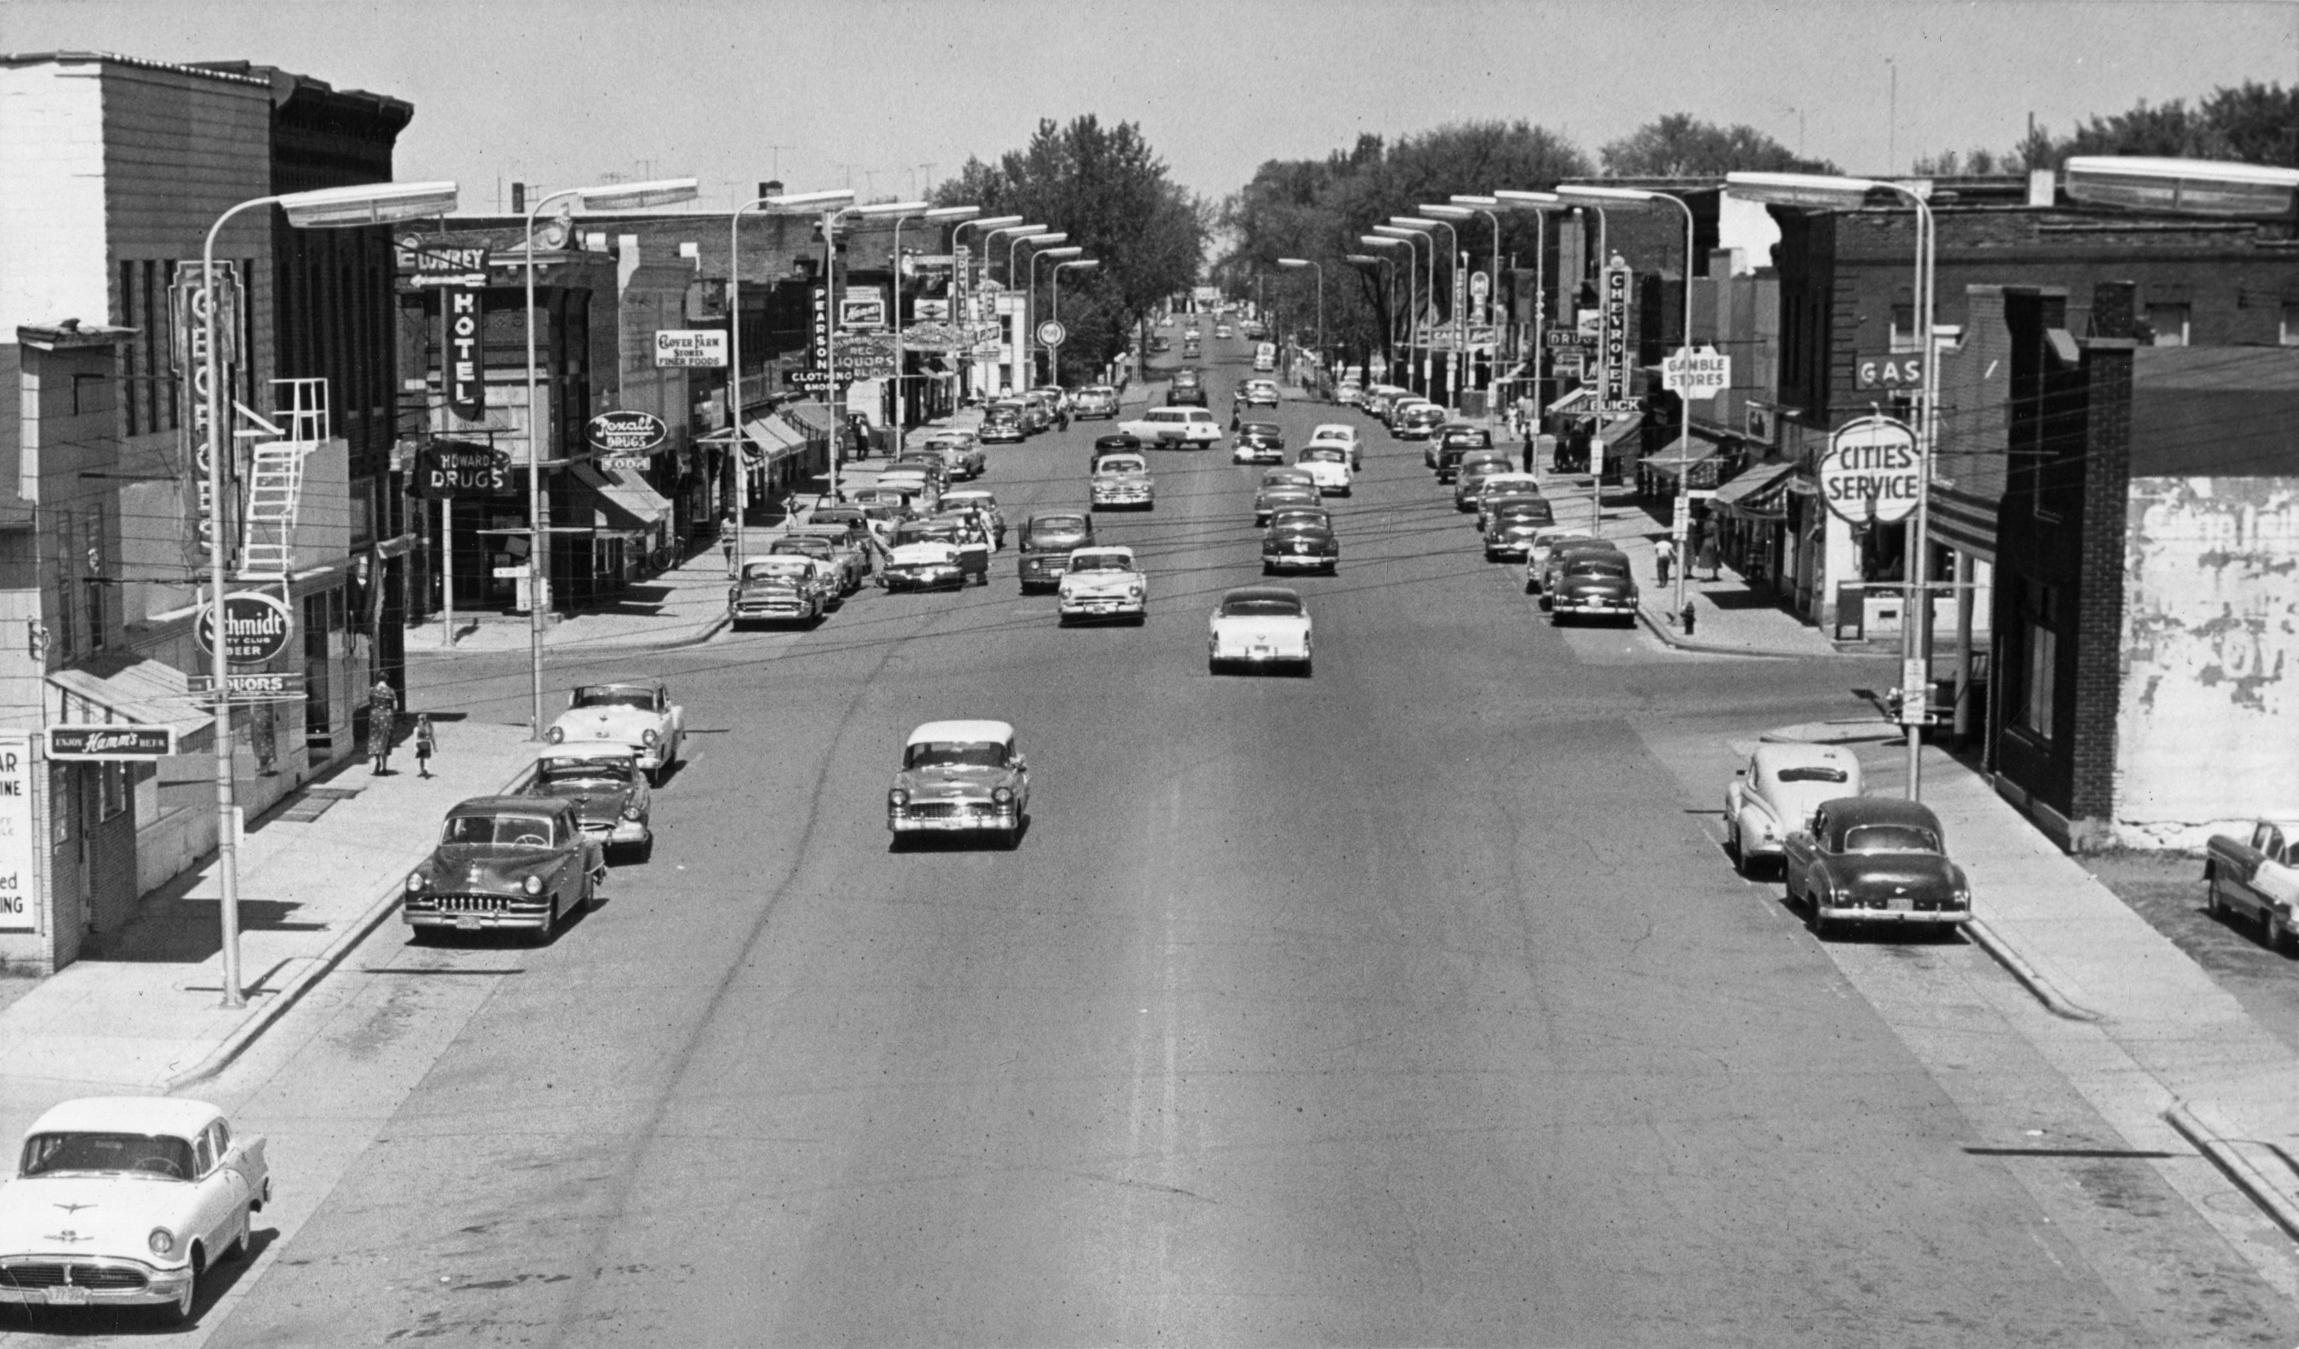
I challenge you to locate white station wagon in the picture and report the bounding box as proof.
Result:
[1117,406,1222,449]
[0,1097,272,1325]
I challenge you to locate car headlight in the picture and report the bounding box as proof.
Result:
[623,804,645,822]
[888,788,910,807]
[149,1227,176,1257]
[992,787,1016,805]
[546,726,565,743]
[523,875,544,895]
[406,872,427,893]
[642,728,661,746]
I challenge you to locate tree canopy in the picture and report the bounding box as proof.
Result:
[933,115,1206,383]
[1917,80,2297,175]
[1599,114,1835,177]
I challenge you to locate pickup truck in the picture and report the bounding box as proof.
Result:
[2205,820,2299,953]
[768,530,868,595]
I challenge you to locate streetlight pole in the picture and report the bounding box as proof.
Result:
[1422,206,1476,406]
[977,223,1043,396]
[1008,232,1066,387]
[950,214,1021,404]
[1051,257,1098,322]
[875,201,965,436]
[1494,191,1560,437]
[1560,184,1698,617]
[1449,197,1505,410]
[1029,245,1083,384]
[523,177,700,739]
[202,179,460,1007]
[1359,235,1414,388]
[732,188,853,549]
[1276,258,1323,382]
[1373,225,1429,395]
[1344,252,1393,377]
[1390,217,1451,402]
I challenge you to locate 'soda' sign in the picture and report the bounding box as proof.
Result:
[194,590,295,666]
[585,410,668,455]
[1819,415,1924,526]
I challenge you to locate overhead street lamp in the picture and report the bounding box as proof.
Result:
[730,187,854,552]
[1387,218,1450,401]
[950,214,1022,402]
[1006,229,1065,285]
[1423,205,1478,400]
[1029,246,1084,384]
[1008,232,1066,389]
[1492,190,1562,424]
[1050,257,1098,322]
[1560,183,1699,616]
[1276,257,1324,383]
[1359,235,1415,383]
[1729,169,1934,797]
[200,178,459,1007]
[521,175,699,738]
[884,203,975,434]
[1372,226,1430,394]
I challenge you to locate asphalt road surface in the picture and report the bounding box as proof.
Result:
[17,335,2299,1347]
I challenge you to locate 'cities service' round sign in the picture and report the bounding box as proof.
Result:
[1818,415,1923,526]
[194,591,295,666]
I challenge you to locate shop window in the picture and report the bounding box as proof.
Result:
[2281,304,2299,347]
[1889,301,1917,353]
[52,515,77,664]
[2146,303,2189,347]
[100,762,127,821]
[2020,624,2056,740]
[50,765,71,846]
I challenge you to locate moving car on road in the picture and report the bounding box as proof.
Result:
[729,554,833,627]
[1073,385,1121,419]
[0,1097,272,1326]
[1783,797,1973,938]
[939,489,1006,547]
[1295,444,1354,496]
[1482,500,1558,561]
[1117,406,1222,449]
[1233,420,1286,464]
[1240,378,1280,407]
[1018,511,1095,593]
[2205,820,2299,953]
[528,742,654,860]
[886,516,989,589]
[1209,586,1313,676]
[1262,505,1340,575]
[978,401,1028,443]
[1307,422,1363,468]
[1057,546,1148,624]
[1254,466,1320,524]
[547,682,684,783]
[1089,452,1155,510]
[1724,743,1863,877]
[404,796,606,944]
[1168,369,1208,407]
[888,719,1030,849]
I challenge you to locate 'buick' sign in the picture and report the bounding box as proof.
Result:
[194,590,295,666]
[586,410,668,455]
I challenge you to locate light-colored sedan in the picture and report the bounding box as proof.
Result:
[0,1097,271,1325]
[1208,585,1312,676]
[1295,444,1354,496]
[1089,452,1155,510]
[1308,423,1362,468]
[547,682,684,783]
[1057,546,1148,624]
[1724,742,1864,874]
[888,719,1030,849]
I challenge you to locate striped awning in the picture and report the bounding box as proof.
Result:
[1714,461,1799,519]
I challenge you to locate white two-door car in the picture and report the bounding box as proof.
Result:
[546,681,684,783]
[1295,444,1354,496]
[0,1097,271,1325]
[1308,422,1363,468]
[887,719,1030,849]
[1209,585,1312,676]
[1725,742,1867,875]
[1057,546,1148,624]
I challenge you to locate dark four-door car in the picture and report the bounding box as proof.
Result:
[1262,506,1339,575]
[527,743,653,860]
[403,796,606,944]
[1018,511,1094,592]
[1781,796,1972,938]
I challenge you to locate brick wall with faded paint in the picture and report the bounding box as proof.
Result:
[2116,476,2299,848]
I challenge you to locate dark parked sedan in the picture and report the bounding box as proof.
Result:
[1017,511,1095,592]
[1483,501,1558,561]
[1549,564,1640,625]
[1782,796,1973,938]
[403,796,606,944]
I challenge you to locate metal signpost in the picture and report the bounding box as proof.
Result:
[1660,346,1732,612]
[1822,414,1930,771]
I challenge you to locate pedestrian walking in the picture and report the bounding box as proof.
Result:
[369,678,398,775]
[1696,532,1720,581]
[414,713,436,779]
[1655,541,1674,586]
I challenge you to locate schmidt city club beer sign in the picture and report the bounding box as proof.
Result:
[194,590,295,666]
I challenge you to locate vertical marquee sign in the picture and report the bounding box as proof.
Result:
[171,260,243,573]
[444,286,486,420]
[1599,257,1632,412]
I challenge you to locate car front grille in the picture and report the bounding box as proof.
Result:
[407,894,548,914]
[899,801,1005,820]
[0,1262,149,1291]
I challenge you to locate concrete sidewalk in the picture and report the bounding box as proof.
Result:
[408,542,734,656]
[0,718,542,1094]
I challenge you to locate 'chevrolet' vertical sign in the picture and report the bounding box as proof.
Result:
[445,287,485,420]
[1600,258,1632,411]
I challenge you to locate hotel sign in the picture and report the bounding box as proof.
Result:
[444,287,486,419]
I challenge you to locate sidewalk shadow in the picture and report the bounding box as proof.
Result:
[80,897,322,965]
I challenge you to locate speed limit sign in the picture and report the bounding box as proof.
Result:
[1037,320,1067,347]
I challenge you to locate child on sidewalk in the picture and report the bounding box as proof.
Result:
[414,713,436,779]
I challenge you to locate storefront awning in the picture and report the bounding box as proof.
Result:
[571,460,672,535]
[742,417,806,466]
[1596,413,1644,448]
[47,656,209,742]
[1641,437,1716,479]
[1546,385,1593,415]
[1714,461,1799,520]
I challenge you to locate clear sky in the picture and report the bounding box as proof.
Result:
[7,0,2295,211]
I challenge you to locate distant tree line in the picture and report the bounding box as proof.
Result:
[1916,80,2297,177]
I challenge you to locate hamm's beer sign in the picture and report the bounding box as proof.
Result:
[47,725,177,761]
[194,590,295,666]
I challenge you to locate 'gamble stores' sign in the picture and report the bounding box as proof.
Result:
[46,725,177,761]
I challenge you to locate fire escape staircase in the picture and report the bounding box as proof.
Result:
[233,378,329,584]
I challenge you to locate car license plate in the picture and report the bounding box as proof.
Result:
[456,915,483,931]
[1888,897,1913,912]
[1251,645,1272,659]
[45,1287,88,1306]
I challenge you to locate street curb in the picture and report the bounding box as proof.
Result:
[161,754,540,1091]
[1759,719,1902,746]
[1634,602,1816,659]
[1964,917,2105,1022]
[408,611,731,659]
[2166,1100,2299,1243]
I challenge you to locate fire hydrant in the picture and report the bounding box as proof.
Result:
[1680,601,1697,636]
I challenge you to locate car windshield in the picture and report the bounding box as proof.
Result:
[1244,423,1280,437]
[1029,518,1086,540]
[1302,449,1345,463]
[536,758,634,787]
[21,1132,196,1180]
[742,559,812,580]
[895,523,959,544]
[1069,554,1132,572]
[1221,595,1303,618]
[1842,823,1942,854]
[443,814,560,847]
[571,686,652,710]
[1098,457,1146,473]
[905,741,1007,770]
[1777,766,1850,784]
